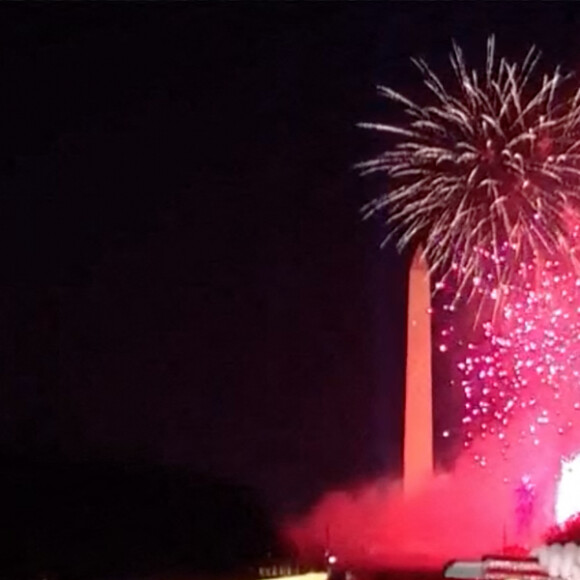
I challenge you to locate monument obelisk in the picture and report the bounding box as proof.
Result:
[403,245,434,494]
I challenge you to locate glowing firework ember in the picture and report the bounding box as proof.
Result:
[436,225,580,459]
[431,217,580,524]
[360,36,580,297]
[443,259,580,452]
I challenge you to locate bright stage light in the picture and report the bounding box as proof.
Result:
[555,453,580,524]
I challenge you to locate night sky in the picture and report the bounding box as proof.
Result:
[2,2,580,518]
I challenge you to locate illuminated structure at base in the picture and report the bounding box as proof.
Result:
[403,246,434,494]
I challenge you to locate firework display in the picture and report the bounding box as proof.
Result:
[360,36,580,298]
[362,38,580,529]
[437,228,580,464]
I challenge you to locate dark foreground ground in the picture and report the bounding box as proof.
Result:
[355,569,444,580]
[220,570,445,580]
[152,570,445,580]
[0,458,452,580]
[374,571,443,580]
[0,458,282,580]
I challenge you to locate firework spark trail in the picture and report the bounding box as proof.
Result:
[435,219,580,477]
[361,36,580,299]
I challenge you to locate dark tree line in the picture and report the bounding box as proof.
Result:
[0,458,282,579]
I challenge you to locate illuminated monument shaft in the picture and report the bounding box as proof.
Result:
[404,246,433,493]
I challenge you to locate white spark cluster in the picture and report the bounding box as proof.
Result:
[361,36,580,298]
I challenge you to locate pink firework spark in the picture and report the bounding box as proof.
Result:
[437,219,580,476]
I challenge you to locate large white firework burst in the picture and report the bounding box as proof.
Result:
[360,36,580,298]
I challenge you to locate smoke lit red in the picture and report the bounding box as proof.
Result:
[285,224,580,570]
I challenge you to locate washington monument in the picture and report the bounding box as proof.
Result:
[403,246,434,493]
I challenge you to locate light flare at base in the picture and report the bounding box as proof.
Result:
[555,453,580,525]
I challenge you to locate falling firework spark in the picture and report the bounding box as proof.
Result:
[436,219,580,480]
[360,36,580,298]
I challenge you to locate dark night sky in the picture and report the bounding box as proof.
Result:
[2,2,580,516]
